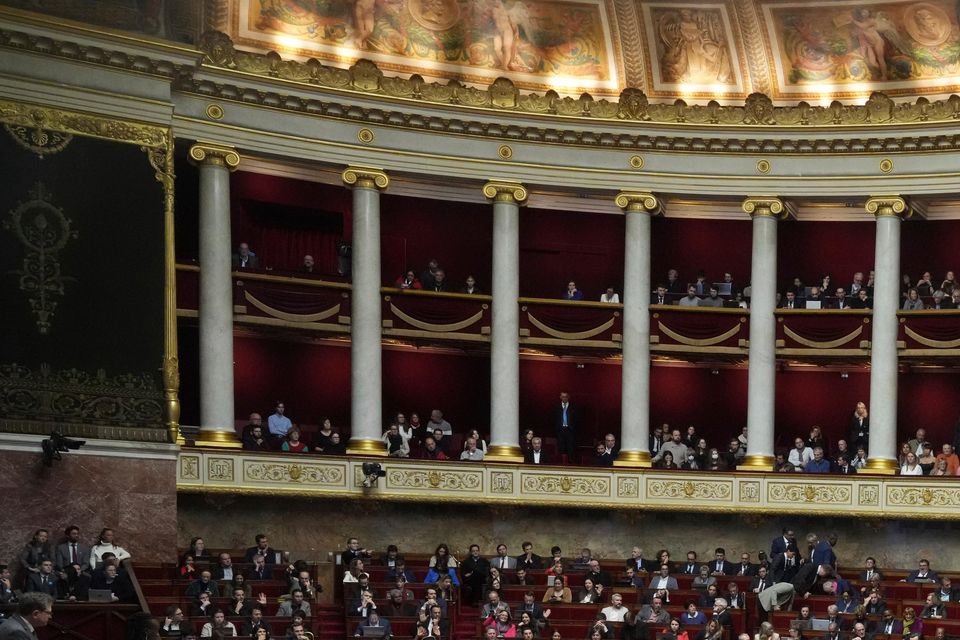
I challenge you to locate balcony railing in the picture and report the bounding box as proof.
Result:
[775,309,873,356]
[519,298,622,348]
[651,305,748,355]
[382,287,491,343]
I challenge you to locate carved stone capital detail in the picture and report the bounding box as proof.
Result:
[482,180,528,204]
[342,166,390,190]
[188,142,240,170]
[615,191,660,214]
[865,195,911,219]
[742,196,788,219]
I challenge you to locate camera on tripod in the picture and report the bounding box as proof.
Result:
[361,462,386,488]
[41,431,86,466]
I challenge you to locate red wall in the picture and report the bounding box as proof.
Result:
[776,220,875,293]
[650,218,753,290]
[379,193,492,291]
[519,209,625,298]
[773,368,871,450]
[902,219,960,283]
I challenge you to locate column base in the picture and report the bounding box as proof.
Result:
[864,457,899,475]
[194,429,242,449]
[347,438,387,456]
[486,445,524,463]
[613,450,652,468]
[737,454,775,471]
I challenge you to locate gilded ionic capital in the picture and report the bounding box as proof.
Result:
[615,191,660,214]
[342,166,390,190]
[188,142,240,170]
[865,195,911,219]
[742,196,790,219]
[482,180,528,204]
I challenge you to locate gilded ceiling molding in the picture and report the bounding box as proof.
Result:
[195,30,960,129]
[0,99,169,149]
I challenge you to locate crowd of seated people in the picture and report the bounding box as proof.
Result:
[311,528,960,640]
[394,259,483,295]
[0,526,134,606]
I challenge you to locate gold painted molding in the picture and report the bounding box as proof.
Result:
[347,438,387,456]
[865,196,911,219]
[176,451,960,519]
[188,141,240,169]
[195,429,241,448]
[615,192,660,215]
[613,450,652,468]
[342,166,389,190]
[742,197,790,219]
[482,180,528,204]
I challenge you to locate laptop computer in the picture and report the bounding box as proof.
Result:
[805,300,822,309]
[791,620,812,631]
[713,282,732,296]
[811,619,831,631]
[362,626,388,638]
[88,589,114,603]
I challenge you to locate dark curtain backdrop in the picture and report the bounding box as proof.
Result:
[176,329,960,450]
[651,217,753,292]
[902,219,960,282]
[777,220,875,292]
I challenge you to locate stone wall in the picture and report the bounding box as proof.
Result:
[0,439,179,568]
[177,493,953,572]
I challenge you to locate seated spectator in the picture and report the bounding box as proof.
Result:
[419,585,448,617]
[0,565,15,603]
[201,609,236,637]
[937,444,960,475]
[229,586,263,617]
[279,588,312,616]
[681,601,706,625]
[600,287,620,303]
[325,431,347,455]
[903,288,925,310]
[246,554,268,581]
[291,568,319,600]
[396,270,422,289]
[382,424,409,458]
[420,436,448,460]
[25,559,58,597]
[699,584,719,608]
[160,604,184,637]
[213,552,236,582]
[753,621,778,640]
[241,606,268,637]
[428,409,453,435]
[90,528,131,568]
[426,544,459,586]
[922,593,946,619]
[387,561,416,583]
[245,534,276,565]
[917,272,935,297]
[849,289,872,309]
[788,438,813,470]
[193,591,215,617]
[466,429,489,454]
[726,582,745,609]
[231,574,253,598]
[384,588,417,617]
[543,577,571,603]
[588,614,614,640]
[834,454,856,475]
[419,604,448,638]
[593,442,613,467]
[931,458,951,476]
[301,254,315,274]
[313,418,335,453]
[703,449,726,472]
[650,564,678,591]
[805,286,823,308]
[562,281,584,301]
[516,612,544,639]
[656,451,679,469]
[831,287,851,309]
[461,437,485,461]
[678,285,700,307]
[90,560,134,602]
[586,559,612,587]
[575,578,603,604]
[698,286,723,307]
[281,426,309,453]
[620,567,645,589]
[904,559,939,583]
[186,570,220,599]
[243,424,271,451]
[433,429,449,454]
[524,437,551,465]
[692,566,715,590]
[919,444,937,474]
[233,242,258,269]
[652,286,669,306]
[59,564,90,601]
[805,447,831,473]
[851,446,868,470]
[427,269,448,292]
[267,401,292,438]
[900,451,923,476]
[462,275,482,295]
[355,611,393,638]
[397,415,416,447]
[930,290,950,309]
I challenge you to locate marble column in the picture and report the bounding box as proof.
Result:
[614,192,660,467]
[483,181,528,462]
[739,197,786,470]
[865,196,909,474]
[343,167,390,456]
[189,143,241,448]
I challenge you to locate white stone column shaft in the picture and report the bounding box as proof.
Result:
[343,167,390,455]
[866,196,908,472]
[190,143,240,444]
[615,192,659,466]
[484,181,527,460]
[741,197,785,469]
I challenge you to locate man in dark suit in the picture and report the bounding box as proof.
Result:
[240,606,269,637]
[514,591,547,622]
[516,542,543,570]
[651,286,669,306]
[750,566,772,594]
[771,546,800,583]
[25,561,58,598]
[524,437,552,465]
[711,598,733,632]
[905,559,939,583]
[461,544,489,606]
[553,391,577,461]
[0,592,54,640]
[771,529,796,559]
[681,551,699,575]
[586,560,613,587]
[244,534,276,564]
[232,242,259,269]
[246,554,268,581]
[707,549,735,577]
[736,553,757,577]
[54,526,91,577]
[877,610,903,635]
[213,553,237,582]
[779,291,801,309]
[835,454,857,475]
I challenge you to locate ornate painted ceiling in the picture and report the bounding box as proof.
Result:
[6,0,960,103]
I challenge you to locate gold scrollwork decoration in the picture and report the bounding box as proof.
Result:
[739,481,761,503]
[4,182,78,334]
[615,192,660,214]
[0,100,167,149]
[483,180,528,204]
[188,142,240,169]
[768,483,852,504]
[4,123,73,157]
[245,461,345,485]
[180,456,200,481]
[742,197,787,219]
[865,196,910,218]
[207,457,235,482]
[491,472,514,493]
[386,469,483,491]
[521,474,610,496]
[617,477,639,498]
[859,484,880,506]
[647,479,732,501]
[887,486,960,507]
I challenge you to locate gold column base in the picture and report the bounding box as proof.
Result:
[613,450,652,468]
[486,444,524,463]
[864,457,899,475]
[737,454,775,471]
[194,429,242,449]
[347,438,387,456]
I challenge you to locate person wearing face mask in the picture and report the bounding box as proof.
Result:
[681,452,699,470]
[703,449,726,471]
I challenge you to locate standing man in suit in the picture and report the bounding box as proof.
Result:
[771,546,800,583]
[554,392,577,462]
[462,544,489,606]
[244,534,276,564]
[54,526,90,579]
[771,528,796,560]
[0,592,54,640]
[524,438,551,465]
[491,544,517,571]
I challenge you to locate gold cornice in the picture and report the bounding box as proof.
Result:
[742,197,791,219]
[615,192,660,215]
[0,99,168,149]
[188,141,240,169]
[192,31,960,131]
[865,196,911,219]
[482,180,528,204]
[342,166,389,190]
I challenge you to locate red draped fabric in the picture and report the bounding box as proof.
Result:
[240,280,348,318]
[900,312,960,348]
[520,302,621,341]
[175,268,199,310]
[653,309,745,347]
[778,312,870,348]
[386,292,489,334]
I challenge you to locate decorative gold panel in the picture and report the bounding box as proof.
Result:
[386,469,483,492]
[859,483,881,507]
[245,461,346,486]
[617,476,640,498]
[768,482,852,505]
[648,478,733,501]
[207,457,235,482]
[521,474,610,497]
[491,472,514,494]
[887,485,960,507]
[738,480,761,503]
[180,455,201,481]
